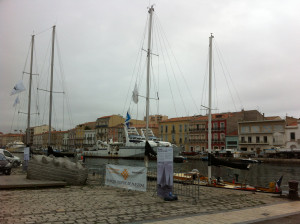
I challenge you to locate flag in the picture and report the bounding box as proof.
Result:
[13,96,20,107]
[132,83,139,104]
[275,175,283,192]
[10,80,26,95]
[125,111,131,128]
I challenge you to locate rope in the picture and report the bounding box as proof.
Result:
[214,39,244,111]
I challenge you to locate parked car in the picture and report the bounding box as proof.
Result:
[0,153,12,175]
[0,149,21,167]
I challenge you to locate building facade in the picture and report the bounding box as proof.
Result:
[159,117,191,151]
[238,118,286,154]
[285,119,300,149]
[96,115,125,142]
[83,130,96,148]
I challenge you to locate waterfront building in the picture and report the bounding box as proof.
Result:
[0,133,25,148]
[33,125,53,135]
[238,117,286,155]
[68,128,76,149]
[285,118,300,149]
[33,133,43,149]
[96,115,125,142]
[188,110,264,153]
[159,116,192,151]
[74,125,85,148]
[145,115,168,124]
[62,132,69,150]
[189,114,228,152]
[226,131,239,149]
[83,129,96,148]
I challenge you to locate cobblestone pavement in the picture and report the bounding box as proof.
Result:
[0,174,286,224]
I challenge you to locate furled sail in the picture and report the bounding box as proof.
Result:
[132,83,139,104]
[10,80,26,95]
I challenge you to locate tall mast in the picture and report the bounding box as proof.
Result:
[48,25,55,146]
[26,34,35,145]
[146,5,154,142]
[208,33,214,184]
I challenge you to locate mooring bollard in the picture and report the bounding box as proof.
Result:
[288,180,299,200]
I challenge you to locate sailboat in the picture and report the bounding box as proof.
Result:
[10,26,74,156]
[83,6,181,160]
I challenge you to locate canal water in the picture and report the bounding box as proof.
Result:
[13,152,300,192]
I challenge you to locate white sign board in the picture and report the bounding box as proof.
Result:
[105,164,147,192]
[24,147,30,161]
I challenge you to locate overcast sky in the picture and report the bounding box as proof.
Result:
[1,0,300,134]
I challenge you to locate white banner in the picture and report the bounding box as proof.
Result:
[105,164,147,192]
[157,147,173,198]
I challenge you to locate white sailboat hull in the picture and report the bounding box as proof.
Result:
[82,145,181,159]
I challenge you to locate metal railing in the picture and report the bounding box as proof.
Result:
[88,164,201,201]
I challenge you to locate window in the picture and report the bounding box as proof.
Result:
[291,132,296,141]
[4,150,12,157]
[179,138,182,144]
[184,124,188,132]
[264,136,268,143]
[172,125,175,132]
[161,125,163,133]
[172,134,175,143]
[248,136,252,143]
[256,136,260,143]
[165,125,168,133]
[213,123,218,129]
[220,133,225,141]
[179,124,182,132]
[241,137,245,143]
[220,122,225,129]
[214,133,218,140]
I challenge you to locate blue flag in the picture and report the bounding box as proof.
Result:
[125,111,131,128]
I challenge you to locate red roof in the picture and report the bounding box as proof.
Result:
[98,115,112,119]
[288,121,298,126]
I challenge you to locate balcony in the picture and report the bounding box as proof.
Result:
[96,125,108,128]
[211,127,225,132]
[189,139,206,143]
[189,128,206,133]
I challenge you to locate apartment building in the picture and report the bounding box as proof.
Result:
[238,118,285,154]
[83,130,96,148]
[0,133,25,147]
[145,115,168,124]
[159,116,192,151]
[188,110,263,152]
[285,119,300,149]
[96,115,125,142]
[189,114,227,152]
